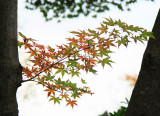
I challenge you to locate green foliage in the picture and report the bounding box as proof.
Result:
[99,111,109,116]
[109,98,129,116]
[44,72,55,81]
[99,57,114,68]
[99,98,129,116]
[49,96,62,104]
[25,0,154,21]
[109,106,126,116]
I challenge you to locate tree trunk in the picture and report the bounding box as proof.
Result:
[125,8,160,116]
[0,0,22,116]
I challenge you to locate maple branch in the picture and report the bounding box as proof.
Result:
[22,38,108,83]
[29,80,63,93]
[18,18,153,107]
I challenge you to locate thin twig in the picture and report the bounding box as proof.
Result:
[22,38,106,83]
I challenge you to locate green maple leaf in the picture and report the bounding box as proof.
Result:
[55,69,68,77]
[44,72,55,81]
[69,70,80,77]
[89,67,97,75]
[71,91,81,99]
[49,96,62,104]
[81,78,87,84]
[99,57,114,68]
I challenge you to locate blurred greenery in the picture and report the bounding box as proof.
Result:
[99,111,109,116]
[25,0,154,22]
[99,98,129,116]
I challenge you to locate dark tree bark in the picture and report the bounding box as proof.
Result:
[125,8,160,116]
[0,0,22,116]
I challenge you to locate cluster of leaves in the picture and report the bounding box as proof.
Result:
[109,106,127,116]
[25,0,154,21]
[18,18,153,108]
[109,98,129,116]
[18,33,93,108]
[99,98,129,116]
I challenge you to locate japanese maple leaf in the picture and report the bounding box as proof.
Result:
[66,99,77,108]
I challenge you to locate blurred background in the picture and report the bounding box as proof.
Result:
[17,1,160,116]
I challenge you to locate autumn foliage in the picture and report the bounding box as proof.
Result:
[18,18,154,108]
[125,74,137,86]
